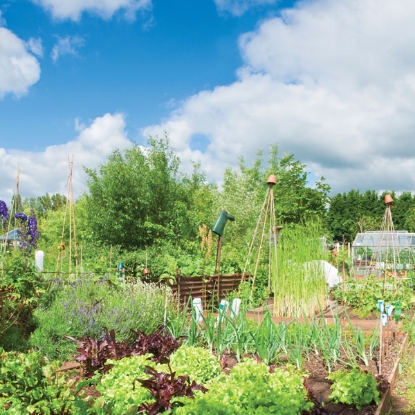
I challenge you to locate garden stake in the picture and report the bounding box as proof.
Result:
[379,312,383,375]
[163,293,168,327]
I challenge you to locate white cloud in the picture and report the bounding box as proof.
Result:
[25,37,44,58]
[213,0,277,16]
[143,0,415,195]
[0,10,6,26]
[51,35,84,63]
[31,0,152,21]
[0,27,41,98]
[0,113,132,203]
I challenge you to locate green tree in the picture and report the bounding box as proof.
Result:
[216,144,330,256]
[83,136,212,250]
[393,192,415,230]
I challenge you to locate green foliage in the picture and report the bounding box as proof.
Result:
[21,193,67,219]
[217,145,330,255]
[83,136,215,251]
[332,276,415,317]
[328,368,380,409]
[326,189,415,243]
[0,348,76,414]
[0,250,45,350]
[175,358,312,415]
[30,278,176,360]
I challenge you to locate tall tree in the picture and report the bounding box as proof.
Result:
[83,136,213,250]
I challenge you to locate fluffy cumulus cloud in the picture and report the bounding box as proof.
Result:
[31,0,152,21]
[214,0,277,16]
[143,0,415,194]
[0,27,41,98]
[0,113,132,202]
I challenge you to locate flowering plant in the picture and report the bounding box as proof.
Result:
[14,210,40,252]
[0,200,9,223]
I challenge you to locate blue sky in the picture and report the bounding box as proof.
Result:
[1,0,415,203]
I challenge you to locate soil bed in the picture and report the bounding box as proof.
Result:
[65,334,405,415]
[220,331,406,415]
[303,333,405,414]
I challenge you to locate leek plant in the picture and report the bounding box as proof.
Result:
[248,310,281,364]
[315,317,342,373]
[340,341,360,369]
[286,324,306,370]
[225,313,253,362]
[273,222,329,318]
[369,328,380,359]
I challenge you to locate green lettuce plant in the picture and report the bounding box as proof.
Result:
[165,345,221,384]
[175,358,312,415]
[91,355,156,415]
[328,368,380,409]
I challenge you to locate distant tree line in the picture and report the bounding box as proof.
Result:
[326,190,415,243]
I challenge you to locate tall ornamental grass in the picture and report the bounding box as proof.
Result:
[30,277,176,360]
[273,222,328,317]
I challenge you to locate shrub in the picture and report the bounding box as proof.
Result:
[0,251,45,351]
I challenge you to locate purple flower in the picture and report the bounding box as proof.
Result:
[15,212,28,222]
[15,210,39,252]
[0,200,8,221]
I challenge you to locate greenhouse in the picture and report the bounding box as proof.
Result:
[352,230,415,276]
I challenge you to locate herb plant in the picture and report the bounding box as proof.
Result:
[30,278,176,360]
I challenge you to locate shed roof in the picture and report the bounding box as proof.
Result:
[0,229,19,240]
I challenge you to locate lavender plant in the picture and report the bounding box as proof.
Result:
[30,278,178,360]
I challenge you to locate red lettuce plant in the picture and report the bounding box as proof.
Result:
[136,364,207,415]
[65,327,182,377]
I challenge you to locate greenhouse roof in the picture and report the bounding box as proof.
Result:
[353,230,415,248]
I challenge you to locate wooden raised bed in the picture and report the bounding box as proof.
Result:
[144,274,248,308]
